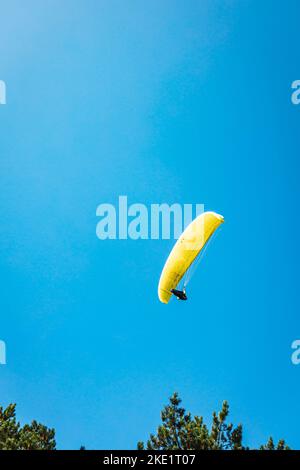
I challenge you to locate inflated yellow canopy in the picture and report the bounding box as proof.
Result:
[158,211,224,304]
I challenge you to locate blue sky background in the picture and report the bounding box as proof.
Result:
[0,0,300,449]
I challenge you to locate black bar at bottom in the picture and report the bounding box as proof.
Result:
[0,450,298,466]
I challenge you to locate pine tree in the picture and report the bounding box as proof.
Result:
[138,393,290,450]
[0,404,56,450]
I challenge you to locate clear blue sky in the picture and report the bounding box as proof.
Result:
[0,0,299,449]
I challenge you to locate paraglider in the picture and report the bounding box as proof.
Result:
[158,211,224,304]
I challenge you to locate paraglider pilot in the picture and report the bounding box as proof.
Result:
[171,288,187,301]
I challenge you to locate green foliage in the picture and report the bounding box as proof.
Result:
[0,397,290,450]
[138,393,290,451]
[260,436,290,451]
[0,404,56,450]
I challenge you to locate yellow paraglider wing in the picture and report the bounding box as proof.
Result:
[158,211,224,304]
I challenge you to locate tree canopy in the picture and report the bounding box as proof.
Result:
[0,396,290,450]
[0,403,56,450]
[137,393,290,450]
